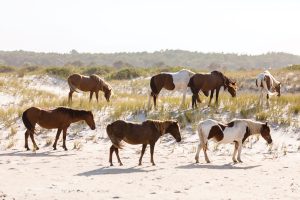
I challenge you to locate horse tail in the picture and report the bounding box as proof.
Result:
[256,79,258,87]
[150,76,158,97]
[67,77,79,93]
[106,124,123,149]
[198,123,208,151]
[22,110,34,133]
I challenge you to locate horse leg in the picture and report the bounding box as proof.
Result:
[68,91,73,103]
[215,87,220,105]
[89,91,94,102]
[153,95,157,108]
[237,142,243,163]
[195,143,203,163]
[203,142,210,163]
[62,128,68,151]
[232,141,238,163]
[29,131,39,150]
[24,130,30,151]
[150,143,156,166]
[180,88,187,107]
[114,147,123,166]
[209,90,214,106]
[53,129,62,150]
[139,144,147,165]
[109,145,115,166]
[95,91,99,102]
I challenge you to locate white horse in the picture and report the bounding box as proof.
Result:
[195,119,272,163]
[148,69,195,109]
[256,70,281,105]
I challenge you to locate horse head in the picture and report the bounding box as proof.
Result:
[260,122,272,144]
[104,87,112,102]
[166,121,181,142]
[226,80,238,97]
[85,111,96,130]
[274,82,281,97]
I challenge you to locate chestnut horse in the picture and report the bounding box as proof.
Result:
[68,73,112,103]
[256,70,281,105]
[188,71,237,108]
[106,119,181,166]
[148,69,195,109]
[195,119,272,163]
[22,107,96,151]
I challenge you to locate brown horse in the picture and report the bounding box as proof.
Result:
[68,73,112,103]
[106,119,181,166]
[188,71,238,108]
[22,107,96,151]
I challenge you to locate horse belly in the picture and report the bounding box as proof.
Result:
[37,119,61,129]
[218,128,243,144]
[79,77,94,91]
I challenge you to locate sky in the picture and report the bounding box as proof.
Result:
[0,0,299,55]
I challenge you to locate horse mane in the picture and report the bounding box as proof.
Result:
[90,74,112,92]
[145,119,176,135]
[232,119,264,135]
[56,107,90,119]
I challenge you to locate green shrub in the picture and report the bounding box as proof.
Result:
[0,66,15,73]
[45,67,72,78]
[109,68,145,80]
[81,66,114,76]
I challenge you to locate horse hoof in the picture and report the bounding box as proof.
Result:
[138,163,142,166]
[110,163,113,166]
[53,148,57,150]
[195,160,199,163]
[119,163,123,166]
[152,163,156,166]
[26,148,30,151]
[35,147,39,150]
[206,160,211,163]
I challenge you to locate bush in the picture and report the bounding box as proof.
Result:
[81,66,114,76]
[0,66,15,73]
[108,68,145,80]
[45,67,72,78]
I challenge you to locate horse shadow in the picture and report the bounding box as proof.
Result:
[176,163,261,170]
[0,150,75,158]
[76,166,157,176]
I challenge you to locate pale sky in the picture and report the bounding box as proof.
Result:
[0,0,299,55]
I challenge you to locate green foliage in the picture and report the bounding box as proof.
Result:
[81,66,114,76]
[108,68,145,80]
[44,67,73,78]
[0,66,15,73]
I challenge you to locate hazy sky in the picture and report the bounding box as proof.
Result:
[0,0,299,54]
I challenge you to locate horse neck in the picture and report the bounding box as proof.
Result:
[245,120,262,135]
[265,72,279,85]
[70,110,87,123]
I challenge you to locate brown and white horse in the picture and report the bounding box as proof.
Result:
[195,119,272,163]
[256,70,281,105]
[148,69,195,109]
[68,73,112,103]
[188,71,238,108]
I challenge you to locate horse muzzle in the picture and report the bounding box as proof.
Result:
[176,138,182,142]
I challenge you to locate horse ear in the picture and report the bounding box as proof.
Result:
[265,121,268,126]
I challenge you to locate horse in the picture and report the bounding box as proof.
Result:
[256,70,281,105]
[188,71,237,108]
[67,73,112,103]
[106,119,181,166]
[195,119,272,163]
[148,69,195,109]
[22,107,96,151]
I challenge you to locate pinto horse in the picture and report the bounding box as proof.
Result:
[68,73,112,103]
[148,69,195,109]
[188,71,237,108]
[256,70,281,105]
[195,119,272,163]
[22,107,96,151]
[106,119,181,166]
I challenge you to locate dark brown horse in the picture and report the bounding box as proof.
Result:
[106,119,181,166]
[188,71,238,108]
[68,73,112,103]
[22,107,96,151]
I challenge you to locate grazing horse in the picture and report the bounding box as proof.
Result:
[195,119,272,163]
[106,119,181,166]
[148,69,195,108]
[256,70,281,104]
[22,107,96,151]
[188,71,237,108]
[68,73,112,103]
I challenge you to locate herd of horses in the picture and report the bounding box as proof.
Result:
[21,69,281,165]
